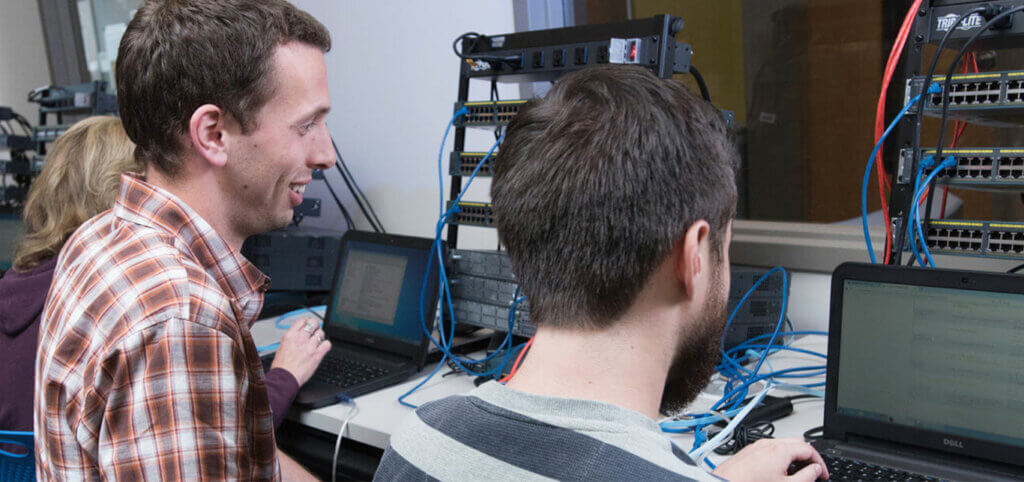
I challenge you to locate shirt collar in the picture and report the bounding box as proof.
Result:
[113,173,269,324]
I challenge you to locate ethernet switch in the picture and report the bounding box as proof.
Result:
[454,100,528,127]
[446,201,496,227]
[917,148,1024,189]
[906,70,1024,126]
[449,151,496,177]
[921,220,1024,259]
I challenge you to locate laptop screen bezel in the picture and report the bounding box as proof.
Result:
[323,230,440,370]
[826,262,1024,468]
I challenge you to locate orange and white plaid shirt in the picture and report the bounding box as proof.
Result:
[35,174,279,480]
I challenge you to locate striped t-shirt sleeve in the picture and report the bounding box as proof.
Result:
[375,394,710,481]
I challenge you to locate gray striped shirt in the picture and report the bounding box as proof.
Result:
[374,381,719,481]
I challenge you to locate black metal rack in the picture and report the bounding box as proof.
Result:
[444,14,692,248]
[886,0,1024,264]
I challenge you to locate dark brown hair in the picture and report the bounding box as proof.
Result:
[491,65,738,329]
[116,0,331,175]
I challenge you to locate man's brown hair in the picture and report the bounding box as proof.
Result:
[116,0,331,175]
[491,65,738,330]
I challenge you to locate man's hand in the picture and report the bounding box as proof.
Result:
[271,316,331,385]
[712,438,829,482]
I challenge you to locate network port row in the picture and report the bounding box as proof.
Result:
[987,231,1024,254]
[931,81,1003,106]
[924,228,983,252]
[921,221,1024,259]
[449,152,495,177]
[912,71,1024,109]
[446,201,496,227]
[455,100,527,126]
[916,149,1024,186]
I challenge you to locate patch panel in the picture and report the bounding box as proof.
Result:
[448,249,517,282]
[916,148,1024,189]
[31,124,71,143]
[446,201,496,227]
[450,274,521,307]
[454,100,527,127]
[450,298,535,337]
[449,151,496,177]
[906,70,1024,126]
[920,220,1024,259]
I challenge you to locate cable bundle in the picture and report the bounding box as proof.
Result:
[659,267,827,469]
[397,108,525,408]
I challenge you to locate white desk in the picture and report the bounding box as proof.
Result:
[252,317,827,455]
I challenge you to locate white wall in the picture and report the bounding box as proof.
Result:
[0,3,50,122]
[293,1,517,250]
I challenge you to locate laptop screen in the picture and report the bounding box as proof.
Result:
[836,279,1024,450]
[326,238,433,346]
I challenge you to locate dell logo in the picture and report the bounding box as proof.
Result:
[943,438,964,449]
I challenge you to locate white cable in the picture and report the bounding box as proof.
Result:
[689,383,774,462]
[332,401,360,482]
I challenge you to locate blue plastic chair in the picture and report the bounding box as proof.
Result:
[0,430,35,481]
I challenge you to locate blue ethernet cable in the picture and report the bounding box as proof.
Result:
[907,156,936,267]
[862,82,942,263]
[400,113,520,408]
[912,156,957,268]
[717,267,788,410]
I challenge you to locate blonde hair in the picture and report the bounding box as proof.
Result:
[12,116,141,271]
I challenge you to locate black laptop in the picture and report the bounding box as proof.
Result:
[263,230,440,409]
[817,262,1024,481]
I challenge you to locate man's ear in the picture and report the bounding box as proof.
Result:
[675,220,711,300]
[189,104,229,168]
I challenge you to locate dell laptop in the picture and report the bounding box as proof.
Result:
[264,230,440,409]
[817,262,1024,481]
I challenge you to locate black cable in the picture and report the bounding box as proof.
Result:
[689,65,711,102]
[14,114,32,136]
[935,6,1024,163]
[921,7,988,115]
[803,425,824,442]
[490,78,502,141]
[452,31,522,70]
[712,420,775,455]
[322,172,355,232]
[329,135,384,232]
[328,135,385,233]
[452,32,484,59]
[1008,263,1024,274]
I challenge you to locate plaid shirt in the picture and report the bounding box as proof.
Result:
[35,174,278,480]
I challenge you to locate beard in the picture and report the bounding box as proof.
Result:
[659,262,728,415]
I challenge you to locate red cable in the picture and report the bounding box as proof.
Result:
[876,0,924,264]
[499,336,534,383]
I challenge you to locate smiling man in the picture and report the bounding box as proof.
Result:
[34,1,335,479]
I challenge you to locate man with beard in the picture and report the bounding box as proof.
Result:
[375,65,828,481]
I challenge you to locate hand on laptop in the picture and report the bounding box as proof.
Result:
[712,438,829,481]
[272,317,331,386]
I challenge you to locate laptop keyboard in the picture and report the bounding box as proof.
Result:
[822,453,946,482]
[311,354,392,389]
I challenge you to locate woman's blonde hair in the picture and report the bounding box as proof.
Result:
[12,116,141,271]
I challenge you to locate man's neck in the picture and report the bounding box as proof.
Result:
[505,313,678,420]
[146,166,247,251]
